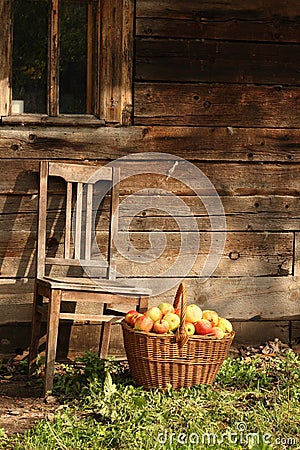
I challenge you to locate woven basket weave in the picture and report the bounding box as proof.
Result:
[121,282,235,389]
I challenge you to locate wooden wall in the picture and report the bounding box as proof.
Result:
[0,0,300,358]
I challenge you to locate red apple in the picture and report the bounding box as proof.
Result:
[134,314,154,332]
[194,319,213,335]
[153,319,169,334]
[186,304,203,323]
[202,310,219,327]
[210,326,225,339]
[158,302,174,316]
[184,321,195,336]
[124,310,139,327]
[145,306,163,322]
[130,312,143,327]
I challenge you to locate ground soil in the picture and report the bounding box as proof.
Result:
[0,372,62,436]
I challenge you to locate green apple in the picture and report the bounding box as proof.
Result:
[184,321,195,336]
[164,312,180,331]
[145,306,163,322]
[158,302,174,316]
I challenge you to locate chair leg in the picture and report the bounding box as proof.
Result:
[28,287,44,376]
[138,296,148,314]
[99,321,112,359]
[44,290,62,395]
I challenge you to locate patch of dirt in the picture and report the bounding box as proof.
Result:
[0,373,61,436]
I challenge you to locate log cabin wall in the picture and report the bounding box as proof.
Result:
[0,0,300,358]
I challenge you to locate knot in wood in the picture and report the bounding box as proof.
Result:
[229,251,240,260]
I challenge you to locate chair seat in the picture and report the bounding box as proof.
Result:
[38,276,151,295]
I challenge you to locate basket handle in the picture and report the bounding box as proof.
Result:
[173,282,189,347]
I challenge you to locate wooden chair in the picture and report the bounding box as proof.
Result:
[29,161,150,394]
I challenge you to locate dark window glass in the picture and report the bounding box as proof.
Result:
[59,1,88,114]
[12,0,48,113]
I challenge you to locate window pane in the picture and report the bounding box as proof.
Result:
[59,1,88,114]
[12,0,48,114]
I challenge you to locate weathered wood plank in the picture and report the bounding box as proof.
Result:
[1,126,300,162]
[132,276,300,321]
[115,231,293,277]
[1,159,300,196]
[1,276,299,323]
[135,39,300,85]
[136,0,300,21]
[295,232,300,277]
[134,83,300,127]
[136,17,300,43]
[99,0,134,124]
[232,321,290,345]
[0,230,293,278]
[119,195,300,232]
[0,0,12,116]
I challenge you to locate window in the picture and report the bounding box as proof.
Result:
[0,0,134,125]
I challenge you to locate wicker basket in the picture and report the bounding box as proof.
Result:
[121,282,235,389]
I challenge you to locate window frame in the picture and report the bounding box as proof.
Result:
[0,0,134,126]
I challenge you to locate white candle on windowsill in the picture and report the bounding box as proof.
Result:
[12,100,24,114]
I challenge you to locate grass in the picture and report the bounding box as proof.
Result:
[1,350,300,449]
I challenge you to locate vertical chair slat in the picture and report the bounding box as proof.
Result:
[85,183,93,260]
[64,182,72,259]
[75,182,83,259]
[108,167,120,280]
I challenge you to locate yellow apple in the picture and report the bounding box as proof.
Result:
[158,302,174,315]
[202,310,219,327]
[218,317,233,333]
[185,304,202,323]
[211,326,225,339]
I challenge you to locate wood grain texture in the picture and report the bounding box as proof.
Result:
[0,229,293,278]
[136,17,300,43]
[1,159,300,195]
[0,126,300,162]
[1,276,299,323]
[0,0,12,116]
[134,83,300,127]
[99,0,134,124]
[135,39,300,85]
[136,0,300,21]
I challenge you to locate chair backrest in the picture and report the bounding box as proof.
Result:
[36,161,119,281]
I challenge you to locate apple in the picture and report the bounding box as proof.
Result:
[164,312,180,331]
[134,314,154,332]
[124,310,139,326]
[194,319,213,335]
[210,326,225,339]
[158,302,174,315]
[153,319,169,334]
[174,307,181,317]
[185,304,202,323]
[184,321,195,336]
[218,317,233,333]
[130,312,143,327]
[145,306,163,322]
[202,310,219,327]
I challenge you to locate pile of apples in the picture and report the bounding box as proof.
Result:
[124,302,233,339]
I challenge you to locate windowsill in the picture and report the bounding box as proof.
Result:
[1,114,106,127]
